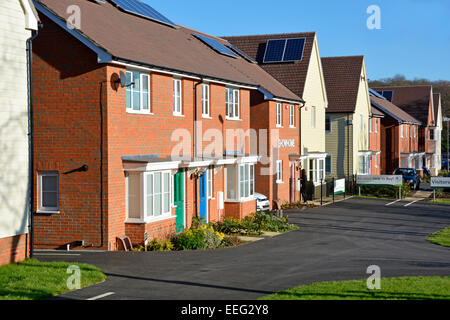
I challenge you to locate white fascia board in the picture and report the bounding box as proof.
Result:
[23,0,39,30]
[124,161,181,172]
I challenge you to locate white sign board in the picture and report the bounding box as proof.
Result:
[334,179,346,195]
[431,177,450,189]
[356,175,403,187]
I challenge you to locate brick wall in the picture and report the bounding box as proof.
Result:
[0,234,29,266]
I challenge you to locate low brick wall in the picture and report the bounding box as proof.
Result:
[0,233,29,266]
[224,200,257,220]
[125,217,177,246]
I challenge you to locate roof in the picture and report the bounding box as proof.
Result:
[371,85,433,125]
[321,56,364,113]
[222,32,317,99]
[35,0,301,102]
[370,95,421,125]
[433,93,441,122]
[371,106,385,118]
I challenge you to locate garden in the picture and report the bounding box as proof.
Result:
[132,211,299,252]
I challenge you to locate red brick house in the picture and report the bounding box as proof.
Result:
[370,91,422,174]
[372,85,437,175]
[369,106,384,175]
[31,0,301,250]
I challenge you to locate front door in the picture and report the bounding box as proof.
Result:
[199,171,208,222]
[174,170,184,232]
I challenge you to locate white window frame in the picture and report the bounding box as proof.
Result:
[414,125,417,138]
[375,118,378,133]
[358,155,370,175]
[400,124,404,138]
[226,87,240,120]
[143,171,173,222]
[308,159,325,184]
[126,71,151,114]
[207,167,213,199]
[173,78,183,116]
[369,118,372,133]
[429,128,435,141]
[202,83,210,118]
[38,172,59,213]
[225,164,254,201]
[360,114,364,133]
[276,103,282,127]
[289,105,295,128]
[276,160,283,183]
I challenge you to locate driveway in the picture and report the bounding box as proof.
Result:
[36,198,450,300]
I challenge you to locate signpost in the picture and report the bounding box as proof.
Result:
[356,175,404,199]
[431,177,450,201]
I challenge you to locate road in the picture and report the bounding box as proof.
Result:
[36,197,450,300]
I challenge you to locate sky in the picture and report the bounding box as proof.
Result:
[143,0,450,81]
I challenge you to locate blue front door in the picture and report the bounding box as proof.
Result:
[199,171,207,222]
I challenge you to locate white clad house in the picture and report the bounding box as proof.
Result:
[0,0,39,266]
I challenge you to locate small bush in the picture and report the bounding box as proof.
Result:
[221,235,242,247]
[173,229,206,250]
[147,238,174,252]
[360,183,410,199]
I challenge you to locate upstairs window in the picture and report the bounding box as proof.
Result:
[289,105,295,128]
[369,118,372,133]
[202,84,210,118]
[276,160,283,183]
[126,71,150,113]
[429,128,435,140]
[276,103,282,127]
[400,124,404,138]
[375,119,378,133]
[226,88,240,120]
[311,106,316,128]
[325,116,331,133]
[173,78,182,116]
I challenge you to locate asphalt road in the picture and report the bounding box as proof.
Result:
[36,197,450,300]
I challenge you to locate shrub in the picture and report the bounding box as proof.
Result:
[360,183,410,199]
[147,238,174,252]
[254,211,298,233]
[213,217,243,235]
[221,235,242,247]
[173,229,206,250]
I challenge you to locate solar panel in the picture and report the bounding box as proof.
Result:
[263,38,306,63]
[226,43,257,63]
[110,0,177,27]
[283,38,306,62]
[194,34,238,58]
[263,39,286,63]
[377,90,394,102]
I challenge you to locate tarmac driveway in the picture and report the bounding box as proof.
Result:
[36,197,450,300]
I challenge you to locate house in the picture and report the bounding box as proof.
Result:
[31,0,302,250]
[372,85,438,176]
[369,106,385,175]
[321,56,372,178]
[224,32,329,200]
[370,90,422,174]
[433,93,443,173]
[0,0,39,266]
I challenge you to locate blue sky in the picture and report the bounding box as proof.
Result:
[144,0,450,81]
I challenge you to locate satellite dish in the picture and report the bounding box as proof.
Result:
[119,71,127,88]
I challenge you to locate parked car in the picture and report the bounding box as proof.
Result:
[393,168,421,190]
[255,193,270,212]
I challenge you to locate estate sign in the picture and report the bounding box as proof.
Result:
[356,175,403,187]
[431,177,450,189]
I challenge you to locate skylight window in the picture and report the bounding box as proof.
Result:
[194,34,238,58]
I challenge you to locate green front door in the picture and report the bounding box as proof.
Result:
[174,170,184,233]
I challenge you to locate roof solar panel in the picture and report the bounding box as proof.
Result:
[263,38,306,63]
[283,38,306,62]
[226,43,257,63]
[110,0,177,27]
[194,34,238,58]
[377,90,394,102]
[263,39,286,63]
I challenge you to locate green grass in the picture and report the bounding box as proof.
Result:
[428,227,450,247]
[261,277,450,300]
[0,259,106,300]
[430,199,450,204]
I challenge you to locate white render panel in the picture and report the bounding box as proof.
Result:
[0,0,33,239]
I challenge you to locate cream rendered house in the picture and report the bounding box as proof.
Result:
[224,32,329,196]
[0,0,39,265]
[322,56,372,178]
[432,93,443,175]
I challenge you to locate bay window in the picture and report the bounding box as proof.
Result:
[226,164,255,201]
[308,159,325,184]
[127,170,173,222]
[358,155,370,175]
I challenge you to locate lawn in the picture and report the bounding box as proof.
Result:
[427,227,450,247]
[0,259,106,300]
[261,277,450,300]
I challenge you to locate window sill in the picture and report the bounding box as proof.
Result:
[276,125,283,128]
[202,115,213,119]
[290,126,296,129]
[226,117,242,121]
[173,114,185,118]
[125,215,176,224]
[36,210,60,215]
[276,180,284,184]
[126,110,153,115]
[225,197,256,203]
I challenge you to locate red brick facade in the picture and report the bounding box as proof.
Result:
[32,15,266,250]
